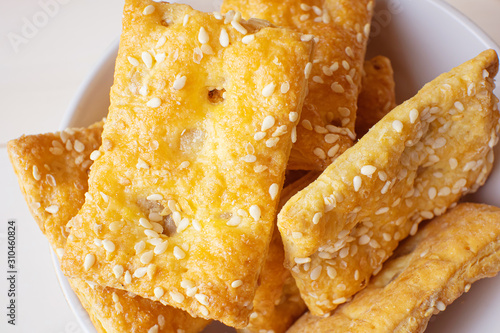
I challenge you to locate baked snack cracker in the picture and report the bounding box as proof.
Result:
[356,55,397,138]
[240,172,319,333]
[288,203,500,333]
[222,0,374,170]
[7,124,209,333]
[61,0,313,327]
[278,49,500,315]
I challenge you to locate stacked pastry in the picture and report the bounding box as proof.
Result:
[7,0,500,332]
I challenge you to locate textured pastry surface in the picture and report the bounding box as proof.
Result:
[356,56,397,138]
[278,50,500,315]
[7,124,209,333]
[61,0,313,327]
[238,172,319,333]
[222,0,374,170]
[288,203,500,333]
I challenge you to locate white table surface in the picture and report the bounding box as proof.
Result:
[1,0,500,332]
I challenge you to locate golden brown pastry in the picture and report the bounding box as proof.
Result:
[278,49,500,315]
[222,0,375,170]
[288,203,500,333]
[61,0,313,327]
[239,172,320,333]
[7,123,210,333]
[356,55,397,138]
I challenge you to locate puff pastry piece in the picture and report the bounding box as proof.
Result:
[288,203,500,333]
[239,172,319,333]
[278,49,500,315]
[7,124,210,333]
[61,0,313,327]
[222,0,374,170]
[356,56,397,138]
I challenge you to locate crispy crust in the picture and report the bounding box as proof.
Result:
[356,56,397,138]
[222,0,374,170]
[7,123,210,333]
[278,50,500,315]
[288,203,500,332]
[238,172,319,333]
[61,0,313,327]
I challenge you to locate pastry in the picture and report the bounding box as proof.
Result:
[60,0,313,327]
[278,49,500,315]
[288,203,500,332]
[222,0,375,170]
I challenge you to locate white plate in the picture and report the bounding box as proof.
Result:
[55,0,500,332]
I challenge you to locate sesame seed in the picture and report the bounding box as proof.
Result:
[292,232,303,239]
[301,119,313,131]
[312,212,322,225]
[281,82,290,94]
[301,34,314,42]
[178,161,190,169]
[154,287,164,298]
[364,23,371,37]
[269,183,279,200]
[198,27,209,44]
[219,28,229,47]
[328,145,340,157]
[200,44,214,55]
[141,251,154,264]
[135,241,146,254]
[156,36,166,48]
[266,138,279,148]
[300,14,310,21]
[338,107,351,117]
[170,291,185,303]
[199,305,209,316]
[143,5,155,15]
[304,62,313,79]
[249,205,261,221]
[323,134,338,144]
[124,271,132,284]
[289,112,298,122]
[74,140,85,152]
[345,47,354,58]
[295,257,311,264]
[436,301,446,311]
[154,241,168,255]
[291,126,297,143]
[360,165,377,177]
[262,83,276,97]
[147,98,161,108]
[147,194,163,201]
[173,76,187,90]
[231,280,243,288]
[103,240,116,253]
[312,76,324,84]
[310,266,322,280]
[231,20,247,34]
[300,3,311,10]
[375,207,389,215]
[242,154,257,163]
[261,116,275,131]
[139,218,153,229]
[454,101,465,111]
[438,187,451,197]
[392,120,403,132]
[342,60,350,70]
[254,132,266,141]
[90,150,101,161]
[84,254,96,271]
[359,234,370,245]
[314,125,328,134]
[409,109,419,123]
[433,137,447,149]
[421,211,434,219]
[242,35,255,44]
[353,176,362,192]
[173,246,186,260]
[145,229,159,238]
[128,56,139,66]
[113,265,124,279]
[139,86,149,96]
[331,82,344,93]
[227,215,242,227]
[45,205,59,214]
[142,51,153,68]
[172,212,181,224]
[449,158,458,170]
[195,293,210,306]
